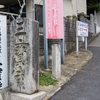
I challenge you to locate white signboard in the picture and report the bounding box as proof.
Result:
[77,21,88,37]
[0,15,8,89]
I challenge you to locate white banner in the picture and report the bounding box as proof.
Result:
[76,21,88,37]
[0,15,8,89]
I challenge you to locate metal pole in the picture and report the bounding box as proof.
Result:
[76,36,79,56]
[43,0,48,69]
[76,21,79,57]
[76,0,79,57]
[61,39,64,64]
[85,37,87,51]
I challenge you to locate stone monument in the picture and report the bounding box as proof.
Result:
[52,44,61,79]
[10,18,39,94]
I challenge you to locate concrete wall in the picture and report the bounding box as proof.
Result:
[26,0,33,19]
[77,0,87,14]
[90,14,95,34]
[65,0,87,16]
[90,12,100,35]
[96,25,100,34]
[63,0,72,17]
[94,11,100,27]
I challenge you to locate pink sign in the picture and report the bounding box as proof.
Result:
[45,0,64,39]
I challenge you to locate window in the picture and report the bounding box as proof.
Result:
[10,3,26,17]
[35,4,43,27]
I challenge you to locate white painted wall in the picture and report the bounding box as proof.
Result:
[34,0,43,5]
[64,0,87,17]
[63,0,72,17]
[96,25,100,34]
[33,0,87,17]
[77,0,87,14]
[72,0,77,16]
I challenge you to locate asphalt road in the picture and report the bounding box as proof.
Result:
[49,34,100,100]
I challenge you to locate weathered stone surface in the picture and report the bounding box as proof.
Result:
[10,18,39,94]
[0,88,46,100]
[10,92,46,100]
[5,91,46,100]
[52,44,61,79]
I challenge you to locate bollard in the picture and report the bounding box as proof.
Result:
[52,44,61,79]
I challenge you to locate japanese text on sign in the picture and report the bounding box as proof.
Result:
[0,15,8,89]
[77,21,88,37]
[45,0,64,39]
[0,19,3,88]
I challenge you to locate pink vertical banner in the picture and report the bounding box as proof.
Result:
[45,0,64,39]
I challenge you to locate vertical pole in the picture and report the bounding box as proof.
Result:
[32,0,35,19]
[26,0,33,19]
[76,0,79,58]
[43,0,48,69]
[85,37,87,51]
[76,36,79,56]
[61,39,64,64]
[76,21,79,57]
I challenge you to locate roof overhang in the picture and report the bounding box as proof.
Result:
[0,0,22,6]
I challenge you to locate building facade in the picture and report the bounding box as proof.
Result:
[34,0,87,17]
[65,0,87,17]
[0,0,87,19]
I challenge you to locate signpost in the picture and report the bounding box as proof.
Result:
[76,21,88,56]
[43,0,64,69]
[0,15,8,89]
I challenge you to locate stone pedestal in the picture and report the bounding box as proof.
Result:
[10,18,39,94]
[0,88,46,100]
[52,44,61,79]
[8,92,46,100]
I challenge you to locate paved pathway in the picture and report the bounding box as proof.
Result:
[49,34,100,100]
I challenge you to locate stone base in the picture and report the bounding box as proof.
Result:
[9,92,46,100]
[1,89,46,100]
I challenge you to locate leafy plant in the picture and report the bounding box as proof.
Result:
[72,15,77,20]
[39,72,57,86]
